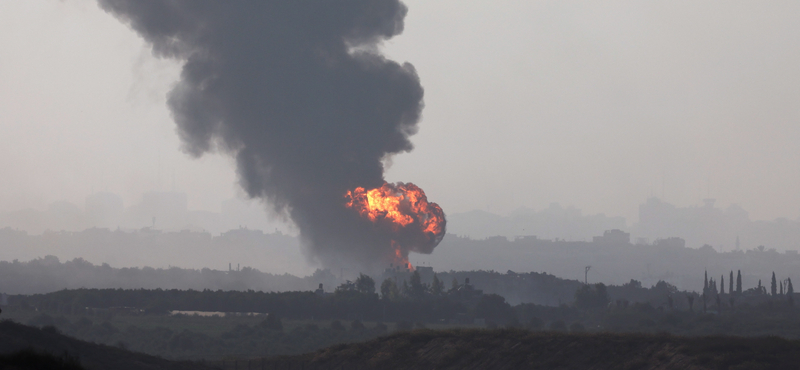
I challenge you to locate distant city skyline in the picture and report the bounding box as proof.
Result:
[0,190,293,236]
[4,190,800,256]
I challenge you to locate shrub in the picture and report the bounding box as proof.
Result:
[574,283,609,309]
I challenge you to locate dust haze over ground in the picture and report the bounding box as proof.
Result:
[96,0,436,273]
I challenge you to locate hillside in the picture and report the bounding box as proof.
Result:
[0,320,210,370]
[262,329,800,370]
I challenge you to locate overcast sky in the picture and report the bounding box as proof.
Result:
[2,1,800,223]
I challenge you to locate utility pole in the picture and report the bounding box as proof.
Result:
[585,266,591,285]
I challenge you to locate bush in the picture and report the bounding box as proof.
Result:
[575,283,609,309]
[474,294,513,322]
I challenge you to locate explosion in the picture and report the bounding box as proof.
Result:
[345,182,446,267]
[100,0,436,271]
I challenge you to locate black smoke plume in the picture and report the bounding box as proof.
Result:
[98,1,444,271]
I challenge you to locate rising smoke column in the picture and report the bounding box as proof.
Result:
[98,1,445,271]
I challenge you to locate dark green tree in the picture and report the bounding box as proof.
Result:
[736,270,742,294]
[720,275,725,294]
[450,277,460,292]
[729,271,733,294]
[409,270,426,298]
[574,283,609,309]
[431,273,444,296]
[355,273,376,294]
[474,294,513,323]
[401,280,410,297]
[380,278,399,301]
[771,272,777,296]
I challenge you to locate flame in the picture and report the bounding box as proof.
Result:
[393,241,413,270]
[345,182,444,235]
[344,182,445,265]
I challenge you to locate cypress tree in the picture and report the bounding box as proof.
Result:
[720,275,725,294]
[788,278,794,306]
[736,270,742,294]
[704,270,708,291]
[771,272,777,296]
[729,271,733,294]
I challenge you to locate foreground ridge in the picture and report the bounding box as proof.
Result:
[0,320,210,370]
[260,329,800,370]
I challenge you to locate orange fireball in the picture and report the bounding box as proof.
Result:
[344,182,446,265]
[345,182,444,236]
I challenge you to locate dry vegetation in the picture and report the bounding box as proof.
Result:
[263,329,800,370]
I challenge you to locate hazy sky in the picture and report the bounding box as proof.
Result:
[2,1,800,223]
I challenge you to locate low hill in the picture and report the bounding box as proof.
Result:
[0,320,210,370]
[263,329,800,370]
